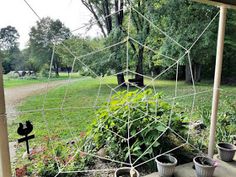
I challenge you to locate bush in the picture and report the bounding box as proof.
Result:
[17,90,194,175]
[6,71,19,79]
[84,89,189,166]
[217,101,236,143]
[199,99,236,147]
[40,64,50,78]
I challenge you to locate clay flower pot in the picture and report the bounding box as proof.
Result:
[217,142,236,162]
[114,167,140,177]
[155,154,178,177]
[193,156,217,177]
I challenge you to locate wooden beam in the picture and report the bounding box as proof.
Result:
[193,0,232,158]
[208,5,227,158]
[194,0,236,8]
[0,62,12,177]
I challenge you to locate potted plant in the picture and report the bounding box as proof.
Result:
[155,154,177,177]
[193,156,217,177]
[114,167,140,177]
[217,142,236,162]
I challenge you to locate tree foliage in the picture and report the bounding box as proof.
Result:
[2,1,236,83]
[29,17,71,76]
[0,26,19,50]
[81,0,156,86]
[56,36,111,76]
[0,26,22,73]
[81,0,128,85]
[151,0,219,82]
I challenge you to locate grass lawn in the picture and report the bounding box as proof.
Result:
[8,76,236,142]
[4,78,47,88]
[8,76,236,173]
[4,72,79,88]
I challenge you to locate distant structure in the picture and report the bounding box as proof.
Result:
[14,70,35,77]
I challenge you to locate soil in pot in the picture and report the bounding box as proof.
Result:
[193,156,216,177]
[217,142,236,162]
[116,174,132,177]
[115,168,139,177]
[194,157,215,167]
[155,155,177,177]
[156,155,177,164]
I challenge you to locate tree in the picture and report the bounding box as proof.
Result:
[82,0,154,86]
[29,17,71,76]
[81,0,127,85]
[82,0,236,84]
[0,26,19,51]
[3,47,25,73]
[56,36,118,77]
[21,48,40,72]
[221,10,236,83]
[127,0,152,86]
[151,0,218,83]
[0,26,21,73]
[56,36,94,74]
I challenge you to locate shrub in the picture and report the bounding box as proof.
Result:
[6,71,19,79]
[199,99,236,147]
[217,101,236,143]
[23,75,38,80]
[40,64,50,78]
[84,89,189,166]
[16,90,192,175]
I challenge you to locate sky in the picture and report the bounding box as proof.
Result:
[0,0,100,49]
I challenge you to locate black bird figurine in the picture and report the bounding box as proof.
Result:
[17,121,33,136]
[25,121,33,135]
[17,123,24,136]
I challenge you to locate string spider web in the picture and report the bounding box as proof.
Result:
[20,1,220,176]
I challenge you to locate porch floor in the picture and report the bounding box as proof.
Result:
[144,154,236,177]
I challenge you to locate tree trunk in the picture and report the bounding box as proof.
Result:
[135,46,144,86]
[102,0,112,34]
[117,73,126,86]
[185,63,202,83]
[53,61,59,77]
[82,0,125,86]
[185,63,192,83]
[55,66,59,77]
[81,0,107,37]
[194,63,201,82]
[66,66,71,77]
[115,0,125,86]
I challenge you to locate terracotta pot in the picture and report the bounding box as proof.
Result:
[193,156,216,177]
[114,167,140,177]
[155,154,177,177]
[217,142,236,162]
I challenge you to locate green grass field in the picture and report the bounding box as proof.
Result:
[7,76,236,173]
[8,76,236,143]
[4,78,46,88]
[4,72,79,88]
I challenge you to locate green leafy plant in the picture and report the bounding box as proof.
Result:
[217,101,236,143]
[84,89,189,165]
[200,100,236,144]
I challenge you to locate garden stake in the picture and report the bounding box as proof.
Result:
[17,121,35,155]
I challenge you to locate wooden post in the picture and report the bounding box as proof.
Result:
[208,5,227,158]
[0,62,11,177]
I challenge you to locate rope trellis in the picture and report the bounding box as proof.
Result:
[15,0,221,176]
